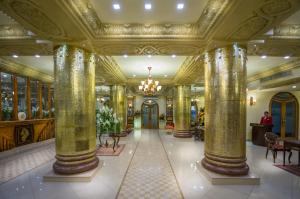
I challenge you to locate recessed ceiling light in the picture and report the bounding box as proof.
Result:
[171,54,176,58]
[284,55,290,59]
[123,54,128,58]
[177,3,184,10]
[147,55,152,58]
[292,85,297,89]
[261,55,267,59]
[113,4,120,10]
[35,54,40,58]
[164,74,168,77]
[145,3,152,10]
[12,54,18,58]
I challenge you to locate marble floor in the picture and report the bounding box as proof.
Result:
[0,129,299,199]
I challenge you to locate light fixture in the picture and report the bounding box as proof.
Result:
[12,54,18,58]
[145,3,152,10]
[123,54,128,58]
[133,74,136,77]
[177,3,184,10]
[249,96,256,106]
[138,66,162,96]
[261,55,267,59]
[147,55,152,58]
[284,55,290,59]
[35,54,40,58]
[171,54,176,58]
[292,85,297,89]
[164,74,168,77]
[113,3,120,10]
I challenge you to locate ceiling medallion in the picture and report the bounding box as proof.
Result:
[139,66,162,96]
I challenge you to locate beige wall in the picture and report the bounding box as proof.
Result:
[246,90,300,140]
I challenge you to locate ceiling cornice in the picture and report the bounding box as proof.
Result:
[59,0,232,40]
[96,56,127,84]
[259,76,300,90]
[0,57,53,83]
[173,56,204,85]
[247,58,300,83]
[0,24,30,39]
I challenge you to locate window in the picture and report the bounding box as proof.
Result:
[1,72,13,121]
[17,76,27,113]
[42,84,49,118]
[30,80,39,119]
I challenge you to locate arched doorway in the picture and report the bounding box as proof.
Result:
[141,100,159,129]
[270,92,299,139]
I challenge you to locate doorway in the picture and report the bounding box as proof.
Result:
[141,100,159,129]
[270,92,299,139]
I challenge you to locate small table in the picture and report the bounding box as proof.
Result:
[283,140,300,166]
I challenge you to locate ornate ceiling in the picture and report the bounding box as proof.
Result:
[0,0,300,89]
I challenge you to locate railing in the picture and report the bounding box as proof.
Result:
[37,119,55,142]
[0,134,15,152]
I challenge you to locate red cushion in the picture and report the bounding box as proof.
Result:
[273,144,284,150]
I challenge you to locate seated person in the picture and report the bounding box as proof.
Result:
[260,111,273,125]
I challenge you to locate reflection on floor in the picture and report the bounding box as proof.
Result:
[0,129,299,199]
[117,131,182,199]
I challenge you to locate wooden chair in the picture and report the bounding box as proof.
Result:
[264,132,292,163]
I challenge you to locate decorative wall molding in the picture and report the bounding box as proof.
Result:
[0,57,53,83]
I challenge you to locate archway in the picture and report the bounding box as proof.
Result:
[141,100,159,129]
[270,92,299,139]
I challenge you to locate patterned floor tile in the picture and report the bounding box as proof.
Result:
[117,130,183,199]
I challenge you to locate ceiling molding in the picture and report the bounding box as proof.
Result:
[0,24,30,39]
[173,56,204,84]
[0,57,53,83]
[259,76,300,90]
[60,0,232,39]
[247,58,300,83]
[273,24,300,37]
[96,56,127,84]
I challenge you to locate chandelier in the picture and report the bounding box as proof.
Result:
[138,66,162,95]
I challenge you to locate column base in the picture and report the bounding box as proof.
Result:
[201,158,249,176]
[53,151,99,175]
[173,130,192,138]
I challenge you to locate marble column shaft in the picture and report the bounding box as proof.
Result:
[53,45,99,174]
[174,85,192,138]
[110,85,127,131]
[201,44,249,175]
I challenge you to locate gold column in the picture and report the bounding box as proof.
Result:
[110,85,127,132]
[201,44,249,175]
[174,85,192,138]
[53,45,99,174]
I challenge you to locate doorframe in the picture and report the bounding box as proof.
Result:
[141,100,159,129]
[269,92,299,139]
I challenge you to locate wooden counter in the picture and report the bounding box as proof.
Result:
[250,123,273,147]
[0,118,55,152]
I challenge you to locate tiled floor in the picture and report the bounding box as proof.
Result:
[0,129,299,199]
[117,131,183,199]
[0,143,55,184]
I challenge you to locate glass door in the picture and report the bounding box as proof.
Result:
[270,92,298,139]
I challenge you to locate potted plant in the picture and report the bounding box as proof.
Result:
[96,106,121,147]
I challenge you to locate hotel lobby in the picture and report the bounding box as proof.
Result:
[0,0,300,198]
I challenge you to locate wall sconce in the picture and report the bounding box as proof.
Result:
[249,96,256,106]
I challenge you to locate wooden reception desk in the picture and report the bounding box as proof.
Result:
[250,123,273,146]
